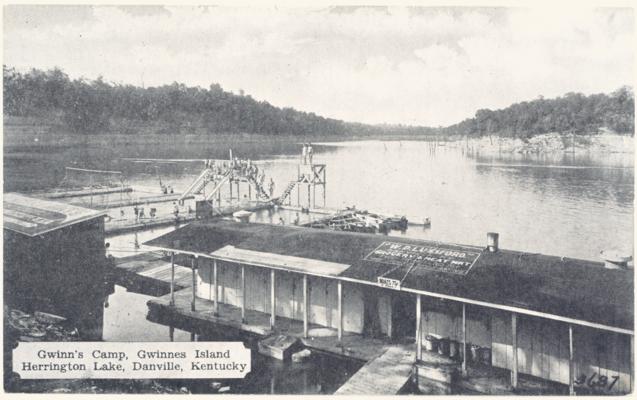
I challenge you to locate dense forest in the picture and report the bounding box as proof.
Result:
[3,66,634,137]
[2,66,433,137]
[442,87,634,137]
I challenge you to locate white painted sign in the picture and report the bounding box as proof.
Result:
[377,276,401,289]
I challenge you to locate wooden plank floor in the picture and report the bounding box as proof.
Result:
[148,290,389,362]
[335,344,415,395]
[114,252,193,290]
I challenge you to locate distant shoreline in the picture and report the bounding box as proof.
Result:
[3,121,633,154]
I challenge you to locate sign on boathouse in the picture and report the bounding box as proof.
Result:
[365,241,481,275]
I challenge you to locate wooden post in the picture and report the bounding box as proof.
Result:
[337,281,343,341]
[387,293,393,339]
[511,313,518,389]
[229,178,233,200]
[237,180,240,200]
[241,265,246,323]
[248,184,252,201]
[313,183,316,208]
[631,334,634,394]
[270,270,276,328]
[307,184,311,209]
[416,294,422,361]
[169,326,174,342]
[213,259,218,316]
[303,274,308,338]
[462,303,467,376]
[569,324,574,396]
[191,256,197,311]
[323,168,327,207]
[170,252,175,306]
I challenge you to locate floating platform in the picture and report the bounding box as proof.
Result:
[335,345,416,395]
[113,252,193,296]
[257,334,302,361]
[105,214,196,235]
[36,186,133,199]
[92,193,194,209]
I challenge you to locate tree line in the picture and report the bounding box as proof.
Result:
[3,66,633,137]
[442,88,634,137]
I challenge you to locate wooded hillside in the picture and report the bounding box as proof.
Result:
[442,88,634,137]
[2,66,434,137]
[3,66,633,138]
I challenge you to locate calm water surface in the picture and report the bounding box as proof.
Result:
[5,139,633,393]
[100,140,634,260]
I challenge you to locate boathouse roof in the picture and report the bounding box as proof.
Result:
[145,219,633,333]
[3,193,107,237]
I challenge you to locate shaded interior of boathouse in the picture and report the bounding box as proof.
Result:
[145,219,634,394]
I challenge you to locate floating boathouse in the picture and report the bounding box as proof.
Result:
[145,219,633,394]
[3,193,110,338]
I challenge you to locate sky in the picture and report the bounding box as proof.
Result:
[3,5,634,126]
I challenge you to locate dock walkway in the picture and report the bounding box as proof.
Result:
[335,344,415,395]
[113,253,192,295]
[147,290,388,362]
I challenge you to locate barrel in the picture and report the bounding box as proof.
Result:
[437,337,450,356]
[424,335,439,352]
[449,340,459,359]
[479,347,492,366]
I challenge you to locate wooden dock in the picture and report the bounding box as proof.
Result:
[147,290,388,362]
[335,345,415,395]
[105,214,196,235]
[35,186,133,199]
[113,252,192,295]
[90,193,194,209]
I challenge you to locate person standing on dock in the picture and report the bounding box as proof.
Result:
[301,143,307,164]
[268,178,275,198]
[308,143,314,164]
[293,212,300,225]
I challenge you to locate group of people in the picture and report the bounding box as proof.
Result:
[301,143,314,165]
[131,205,157,221]
[204,157,274,198]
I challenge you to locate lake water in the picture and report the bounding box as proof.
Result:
[5,138,633,393]
[88,139,634,260]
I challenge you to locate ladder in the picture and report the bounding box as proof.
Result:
[246,175,271,200]
[275,181,297,205]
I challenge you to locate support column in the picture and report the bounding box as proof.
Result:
[307,184,311,209]
[270,270,276,328]
[630,334,634,394]
[387,293,393,339]
[511,313,518,389]
[323,169,327,207]
[337,281,343,341]
[213,259,218,316]
[569,324,574,396]
[462,303,467,376]
[241,265,246,323]
[303,274,308,338]
[169,326,174,342]
[170,252,175,306]
[229,179,233,200]
[416,294,422,361]
[248,184,252,201]
[191,256,197,311]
